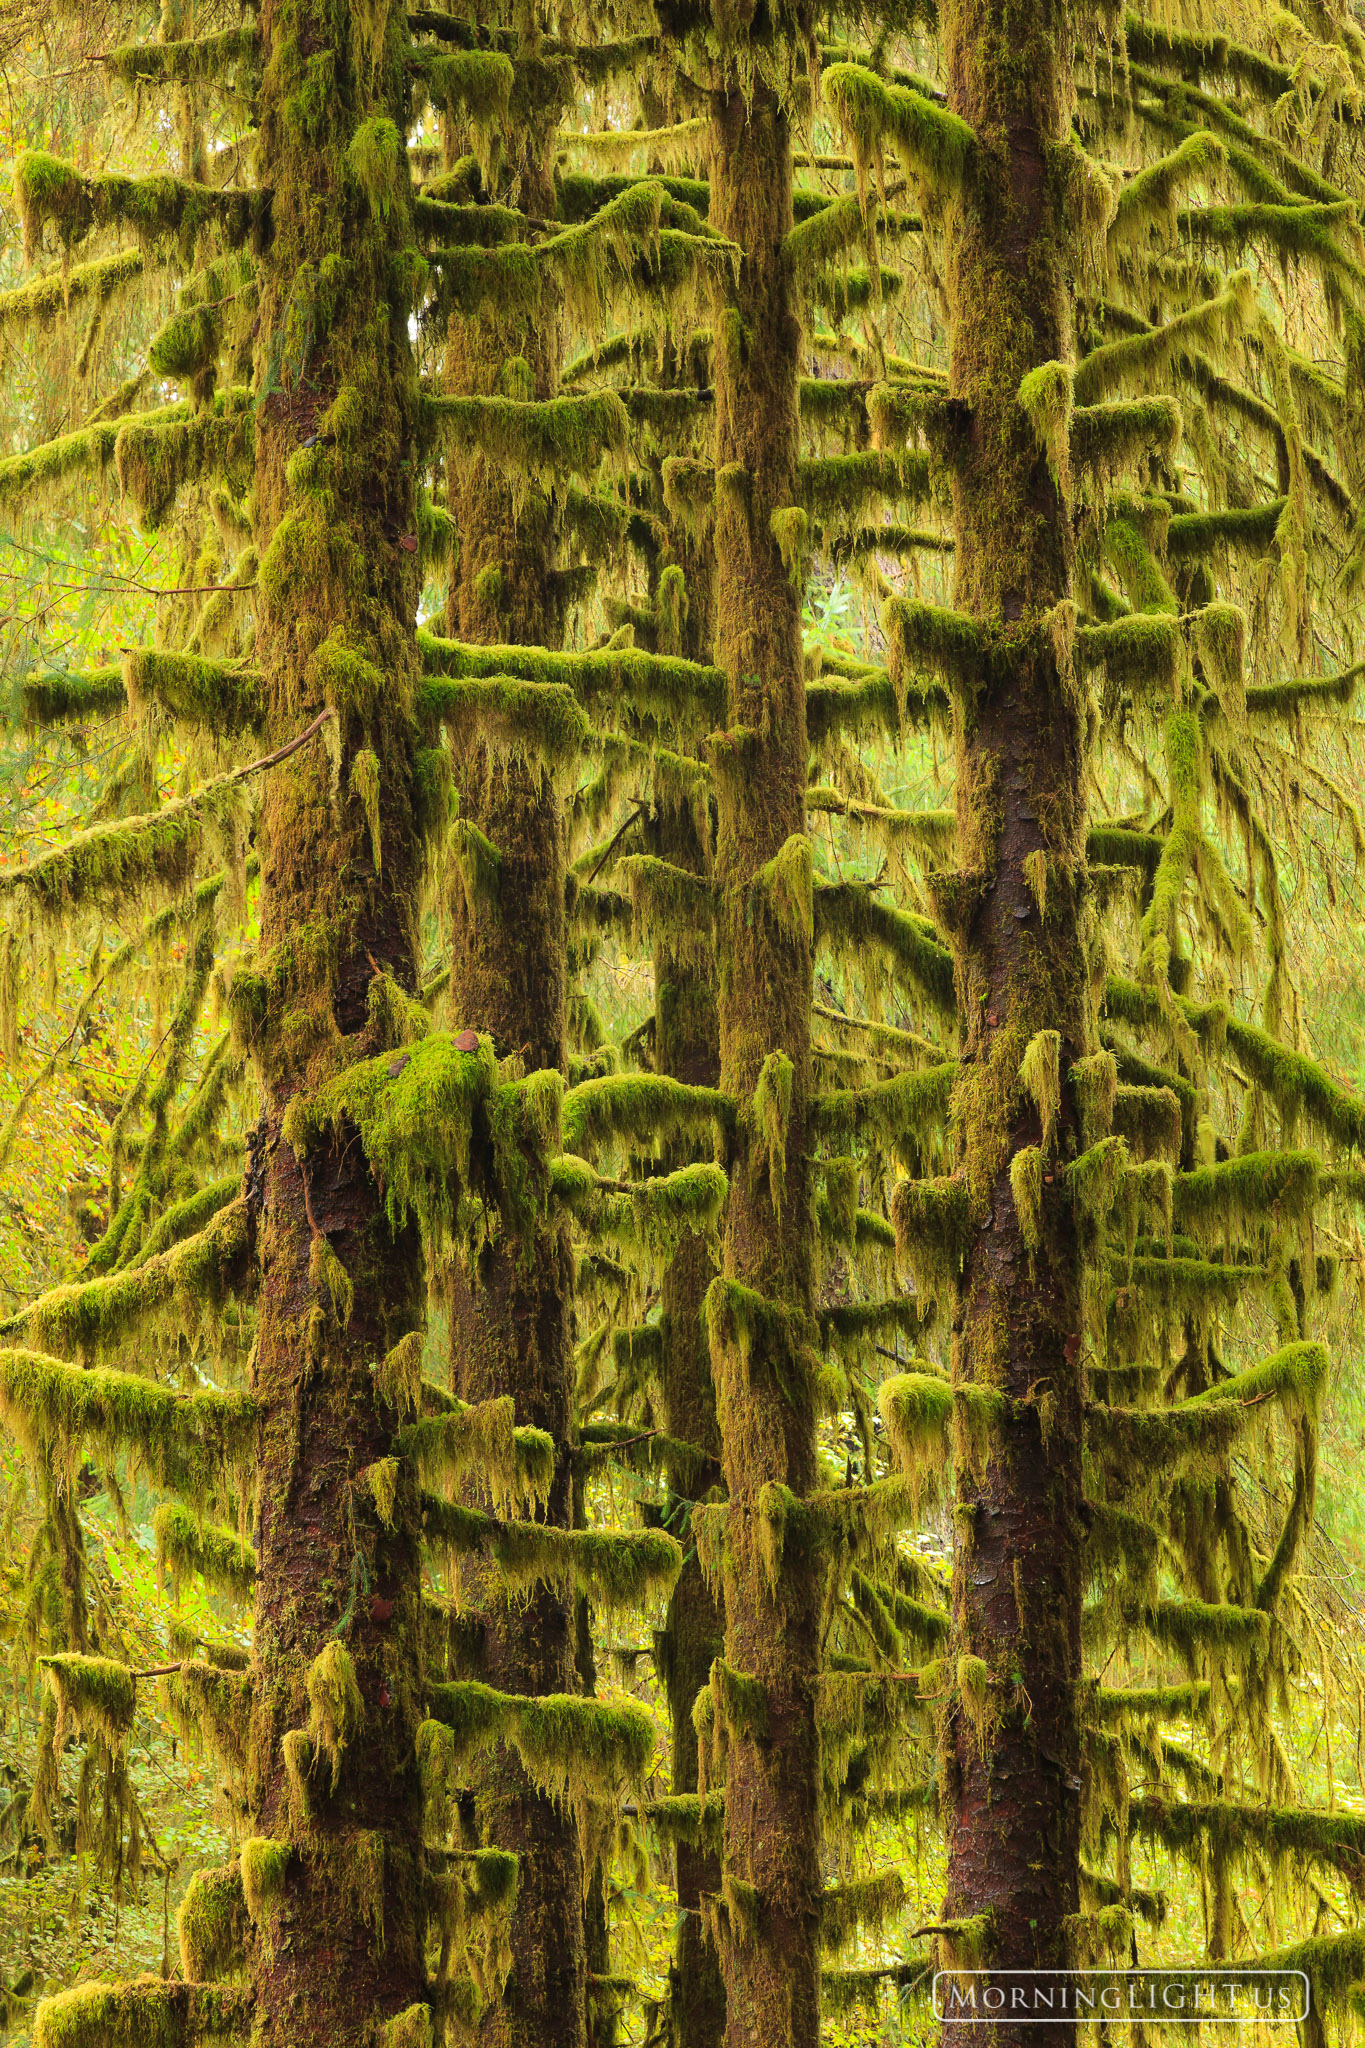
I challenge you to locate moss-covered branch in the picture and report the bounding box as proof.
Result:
[32,1979,253,2047]
[551,1156,728,1262]
[124,652,263,739]
[0,1197,249,1365]
[0,1350,254,1500]
[561,1072,734,1157]
[417,629,726,730]
[15,151,260,262]
[815,883,957,1019]
[822,63,976,197]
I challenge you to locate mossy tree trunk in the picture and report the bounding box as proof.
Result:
[246,0,429,2040]
[706,79,821,2048]
[441,128,588,2048]
[939,0,1088,2027]
[654,798,726,2048]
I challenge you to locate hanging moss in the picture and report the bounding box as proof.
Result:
[107,26,260,90]
[1075,615,1182,698]
[0,1350,254,1504]
[0,407,167,514]
[14,151,260,263]
[2,1197,250,1366]
[428,390,629,488]
[819,1871,907,1957]
[416,674,589,770]
[40,1654,136,1752]
[554,1156,728,1267]
[116,389,253,531]
[1093,1683,1209,1727]
[0,246,143,341]
[1071,396,1182,482]
[17,665,128,728]
[1222,1017,1365,1152]
[166,1661,250,1780]
[426,1681,656,1806]
[418,628,727,733]
[305,1641,363,1793]
[890,1177,970,1302]
[32,1978,253,2048]
[154,1503,255,1603]
[822,63,977,197]
[1172,1149,1318,1237]
[240,1837,290,1923]
[177,1861,247,1981]
[1074,268,1253,404]
[283,1033,562,1259]
[561,1072,733,1157]
[815,884,956,1019]
[397,1396,554,1512]
[878,1372,952,1494]
[380,2009,433,2048]
[811,1062,956,1152]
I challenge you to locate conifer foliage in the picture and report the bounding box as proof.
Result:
[1,0,1365,2044]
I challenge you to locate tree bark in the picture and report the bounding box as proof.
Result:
[441,129,587,2048]
[706,77,821,2048]
[654,813,726,2048]
[246,0,430,2039]
[939,0,1088,2033]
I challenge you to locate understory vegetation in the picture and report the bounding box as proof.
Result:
[1,0,1365,2043]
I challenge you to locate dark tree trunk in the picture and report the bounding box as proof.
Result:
[441,129,587,2048]
[939,0,1088,2033]
[246,0,430,2039]
[706,78,821,2048]
[654,813,726,2048]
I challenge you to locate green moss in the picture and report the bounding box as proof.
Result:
[398,1396,553,1512]
[1172,1148,1318,1237]
[815,883,956,1019]
[116,388,253,531]
[154,1502,255,1603]
[16,665,128,728]
[819,1871,907,1957]
[40,1654,136,1751]
[878,1371,952,1493]
[428,390,628,485]
[823,63,976,196]
[1074,268,1253,404]
[889,1177,969,1301]
[561,1072,733,1157]
[32,1978,252,2048]
[418,628,726,732]
[240,1836,290,1922]
[283,1033,562,1259]
[810,1062,955,1153]
[2,1195,249,1365]
[0,247,143,340]
[305,1641,363,1792]
[425,1682,656,1808]
[107,26,260,90]
[177,1861,247,1981]
[554,1156,728,1267]
[1075,615,1181,698]
[0,1350,253,1505]
[416,674,589,769]
[1071,396,1182,481]
[379,2008,432,2048]
[14,151,259,263]
[422,1491,681,1612]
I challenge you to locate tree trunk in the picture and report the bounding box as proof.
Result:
[940,0,1087,2032]
[654,817,726,2048]
[441,138,587,2048]
[706,78,821,2048]
[246,0,430,2040]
